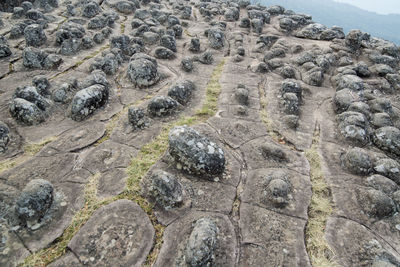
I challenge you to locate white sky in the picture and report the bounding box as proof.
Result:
[334,0,400,14]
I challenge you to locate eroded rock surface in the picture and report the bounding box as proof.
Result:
[0,0,400,266]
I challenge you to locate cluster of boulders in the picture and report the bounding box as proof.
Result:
[90,48,124,75]
[342,147,400,218]
[55,21,112,56]
[280,79,303,129]
[9,76,52,125]
[128,80,195,129]
[23,47,63,69]
[333,38,400,147]
[230,32,245,62]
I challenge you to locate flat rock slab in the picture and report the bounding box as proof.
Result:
[326,216,400,266]
[0,224,30,267]
[97,168,128,199]
[39,122,106,155]
[240,203,310,267]
[68,199,154,266]
[240,136,310,175]
[241,168,312,219]
[79,140,138,174]
[207,117,267,149]
[0,153,78,188]
[155,211,237,267]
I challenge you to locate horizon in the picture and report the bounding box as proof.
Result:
[334,0,400,15]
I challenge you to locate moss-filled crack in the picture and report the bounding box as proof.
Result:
[304,122,337,267]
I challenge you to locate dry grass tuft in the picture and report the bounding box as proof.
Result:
[23,137,57,156]
[305,127,337,267]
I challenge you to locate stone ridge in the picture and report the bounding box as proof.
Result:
[0,0,399,266]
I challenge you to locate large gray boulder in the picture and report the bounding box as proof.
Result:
[167,80,195,105]
[342,147,372,175]
[146,170,183,210]
[127,56,159,87]
[160,34,177,52]
[71,84,109,121]
[9,98,46,125]
[147,96,178,117]
[373,126,400,156]
[207,28,224,49]
[185,218,219,267]
[168,126,225,176]
[24,24,46,47]
[15,179,54,228]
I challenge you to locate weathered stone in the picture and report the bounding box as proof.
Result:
[24,24,46,47]
[160,34,177,52]
[198,51,213,65]
[283,93,299,115]
[127,56,159,87]
[14,86,50,111]
[128,107,146,129]
[366,174,399,195]
[9,98,46,125]
[147,96,178,117]
[189,38,200,52]
[0,122,10,153]
[185,218,219,267]
[168,126,225,176]
[82,2,101,18]
[71,84,109,121]
[114,0,136,14]
[358,188,396,218]
[337,111,369,145]
[207,28,224,49]
[154,47,175,60]
[373,158,400,185]
[181,57,194,72]
[32,75,51,96]
[373,126,400,156]
[281,79,302,100]
[334,88,362,112]
[146,170,183,209]
[68,200,154,266]
[371,113,393,128]
[15,179,54,228]
[167,80,195,105]
[342,147,372,175]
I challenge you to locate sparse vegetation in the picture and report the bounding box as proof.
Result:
[23,137,57,156]
[21,173,115,267]
[196,59,225,117]
[22,59,226,266]
[305,125,337,267]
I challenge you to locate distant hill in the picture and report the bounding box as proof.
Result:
[254,0,400,45]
